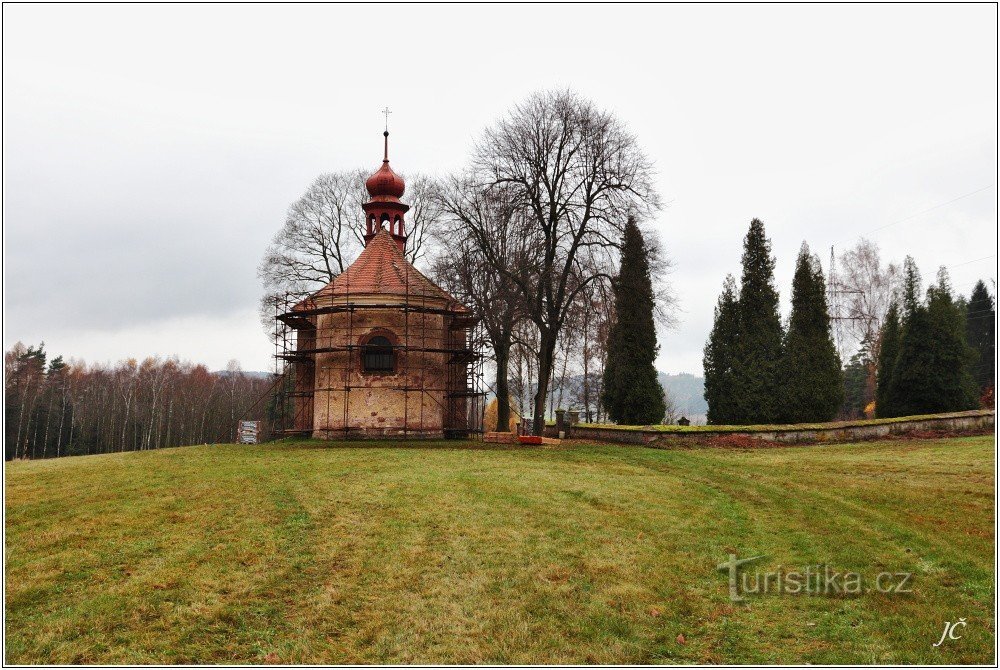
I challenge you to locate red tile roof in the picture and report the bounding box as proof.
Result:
[293,229,468,313]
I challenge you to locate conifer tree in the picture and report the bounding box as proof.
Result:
[780,244,843,422]
[875,302,901,417]
[925,269,978,409]
[731,218,784,424]
[885,302,932,416]
[886,268,977,415]
[879,255,920,418]
[601,218,666,424]
[842,348,870,418]
[901,255,922,316]
[703,275,740,424]
[966,280,995,397]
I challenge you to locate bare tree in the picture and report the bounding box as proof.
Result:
[550,316,577,416]
[570,277,616,422]
[509,320,540,422]
[258,169,441,332]
[466,90,661,434]
[645,227,679,332]
[831,238,902,404]
[5,344,276,460]
[260,171,367,300]
[834,239,901,351]
[433,183,529,433]
[225,358,243,441]
[402,174,444,267]
[662,390,680,425]
[832,239,901,405]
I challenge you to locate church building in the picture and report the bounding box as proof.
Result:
[276,131,481,439]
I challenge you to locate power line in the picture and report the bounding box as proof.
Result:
[837,184,996,246]
[948,254,996,269]
[865,185,996,236]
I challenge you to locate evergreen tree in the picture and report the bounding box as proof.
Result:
[885,303,932,416]
[887,269,977,415]
[901,255,922,316]
[875,302,901,417]
[966,280,995,397]
[703,275,740,424]
[925,269,978,409]
[601,218,666,424]
[731,218,784,424]
[842,348,871,418]
[879,255,921,418]
[780,244,843,422]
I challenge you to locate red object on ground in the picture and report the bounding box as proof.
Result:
[519,435,544,445]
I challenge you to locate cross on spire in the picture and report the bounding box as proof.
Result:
[381,106,392,132]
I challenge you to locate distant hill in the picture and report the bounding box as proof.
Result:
[658,372,707,423]
[485,370,707,424]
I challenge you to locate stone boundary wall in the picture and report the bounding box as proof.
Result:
[542,410,995,446]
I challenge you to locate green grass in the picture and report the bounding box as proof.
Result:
[4,435,995,664]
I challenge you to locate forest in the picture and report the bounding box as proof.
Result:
[4,344,271,461]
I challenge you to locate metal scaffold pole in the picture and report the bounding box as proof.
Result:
[273,291,486,440]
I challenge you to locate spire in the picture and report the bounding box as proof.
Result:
[381,106,391,162]
[362,123,409,252]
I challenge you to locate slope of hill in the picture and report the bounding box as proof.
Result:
[4,436,994,664]
[658,372,707,421]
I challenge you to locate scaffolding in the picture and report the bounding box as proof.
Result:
[270,281,487,441]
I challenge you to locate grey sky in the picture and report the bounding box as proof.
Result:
[3,4,997,373]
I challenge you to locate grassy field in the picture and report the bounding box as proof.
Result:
[4,435,995,664]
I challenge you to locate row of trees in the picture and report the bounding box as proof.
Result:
[4,343,272,460]
[826,239,993,419]
[261,90,677,434]
[260,88,993,431]
[704,219,994,425]
[703,220,843,425]
[874,263,990,417]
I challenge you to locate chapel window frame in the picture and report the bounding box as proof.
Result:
[361,334,395,374]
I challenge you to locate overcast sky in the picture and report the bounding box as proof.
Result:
[3,4,997,374]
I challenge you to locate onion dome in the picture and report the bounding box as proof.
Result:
[365,131,405,199]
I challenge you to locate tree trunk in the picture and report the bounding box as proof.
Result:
[532,330,558,436]
[56,391,67,457]
[582,313,592,423]
[42,388,56,458]
[554,338,571,414]
[15,380,30,459]
[495,342,512,432]
[164,398,174,448]
[22,387,38,459]
[67,406,75,456]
